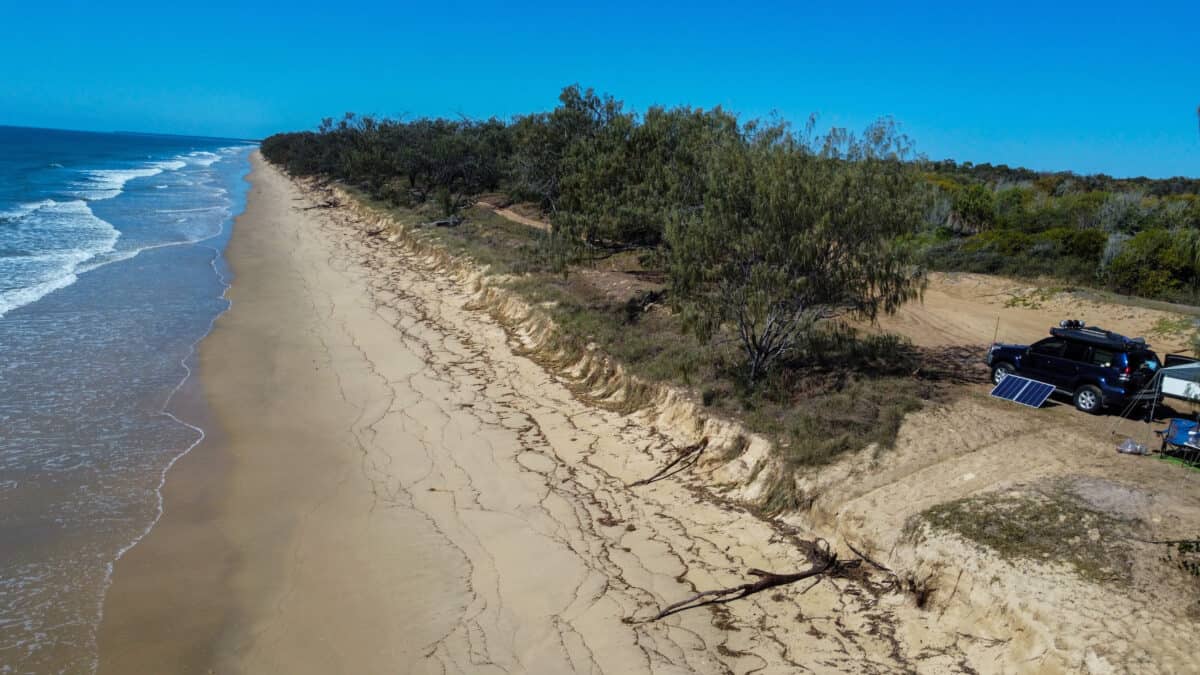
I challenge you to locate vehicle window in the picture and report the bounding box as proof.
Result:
[1129,351,1161,372]
[1031,339,1064,356]
[1090,348,1115,367]
[1062,342,1089,362]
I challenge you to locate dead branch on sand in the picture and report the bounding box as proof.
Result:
[644,539,859,621]
[628,438,708,487]
[301,199,341,210]
[844,540,894,574]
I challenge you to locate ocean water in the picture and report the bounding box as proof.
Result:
[0,126,254,673]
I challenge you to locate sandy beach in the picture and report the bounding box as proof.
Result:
[97,153,923,673]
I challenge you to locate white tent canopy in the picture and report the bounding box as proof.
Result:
[1160,362,1200,402]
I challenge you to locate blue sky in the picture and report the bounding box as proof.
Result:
[1,1,1197,177]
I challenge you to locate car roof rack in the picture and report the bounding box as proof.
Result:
[1049,322,1149,351]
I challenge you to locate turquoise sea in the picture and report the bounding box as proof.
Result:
[0,126,254,673]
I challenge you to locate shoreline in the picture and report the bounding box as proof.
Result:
[95,185,244,674]
[93,223,236,622]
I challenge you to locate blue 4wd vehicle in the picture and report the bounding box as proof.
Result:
[985,321,1162,414]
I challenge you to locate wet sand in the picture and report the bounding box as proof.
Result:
[98,153,930,673]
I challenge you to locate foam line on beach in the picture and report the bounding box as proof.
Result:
[85,160,248,675]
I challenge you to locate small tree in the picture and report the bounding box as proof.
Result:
[952,183,996,232]
[668,118,927,384]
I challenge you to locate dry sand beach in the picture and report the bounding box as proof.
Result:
[96,153,1200,674]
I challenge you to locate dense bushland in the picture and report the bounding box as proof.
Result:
[263,88,1200,310]
[263,86,931,383]
[918,162,1200,302]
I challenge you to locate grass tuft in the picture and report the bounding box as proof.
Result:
[909,482,1135,583]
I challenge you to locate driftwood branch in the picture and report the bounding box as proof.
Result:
[844,540,893,574]
[301,199,340,210]
[629,438,708,487]
[646,539,855,621]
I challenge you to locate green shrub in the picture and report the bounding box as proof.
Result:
[963,229,1032,256]
[1034,227,1106,261]
[952,184,996,231]
[1107,228,1193,298]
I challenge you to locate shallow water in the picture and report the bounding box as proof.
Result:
[0,127,252,672]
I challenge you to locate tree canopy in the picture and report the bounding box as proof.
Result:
[667,119,927,382]
[260,84,1200,380]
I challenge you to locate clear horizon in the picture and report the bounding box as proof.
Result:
[2,1,1197,178]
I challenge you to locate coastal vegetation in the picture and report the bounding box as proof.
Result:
[262,86,1200,308]
[918,161,1200,302]
[260,85,1197,500]
[262,86,931,382]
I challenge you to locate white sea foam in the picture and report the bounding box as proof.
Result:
[1,148,250,317]
[77,168,163,199]
[0,199,58,220]
[76,159,187,200]
[0,272,81,317]
[183,151,220,167]
[155,206,224,214]
[0,200,119,317]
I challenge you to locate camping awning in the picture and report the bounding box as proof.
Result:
[1161,362,1200,402]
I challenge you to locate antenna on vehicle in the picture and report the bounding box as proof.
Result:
[993,316,1000,344]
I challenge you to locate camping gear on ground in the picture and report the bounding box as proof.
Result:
[1116,438,1150,455]
[989,374,1055,408]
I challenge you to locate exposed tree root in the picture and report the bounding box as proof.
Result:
[844,540,894,575]
[628,437,708,487]
[642,539,859,621]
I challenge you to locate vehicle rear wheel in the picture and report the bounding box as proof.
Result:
[1073,385,1103,414]
[991,362,1015,385]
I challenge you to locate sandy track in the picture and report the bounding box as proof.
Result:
[870,272,1193,355]
[475,200,551,231]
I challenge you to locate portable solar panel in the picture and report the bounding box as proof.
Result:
[990,375,1056,408]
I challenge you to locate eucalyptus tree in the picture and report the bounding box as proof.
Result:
[667,118,928,384]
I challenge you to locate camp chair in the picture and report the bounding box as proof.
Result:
[1156,418,1200,458]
